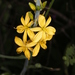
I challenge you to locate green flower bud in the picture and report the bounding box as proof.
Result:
[29,2,36,11]
[28,12,33,20]
[36,6,41,10]
[42,1,47,9]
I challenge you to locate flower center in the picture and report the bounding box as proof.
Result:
[42,27,45,31]
[24,25,28,30]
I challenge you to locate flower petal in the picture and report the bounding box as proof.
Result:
[16,25,25,33]
[40,43,47,49]
[41,31,46,40]
[30,27,41,32]
[16,47,25,54]
[46,34,53,41]
[38,15,46,27]
[26,42,36,48]
[28,47,33,52]
[45,16,51,27]
[27,21,33,27]
[32,43,40,57]
[25,12,30,25]
[27,29,35,40]
[45,26,56,35]
[24,48,30,60]
[33,31,42,42]
[23,30,27,43]
[14,36,24,46]
[21,16,25,25]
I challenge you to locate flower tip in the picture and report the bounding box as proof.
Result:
[48,16,52,22]
[14,36,18,41]
[13,27,16,29]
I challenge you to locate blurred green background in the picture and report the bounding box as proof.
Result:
[0,0,75,75]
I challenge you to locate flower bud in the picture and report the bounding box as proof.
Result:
[28,11,33,20]
[42,1,47,9]
[29,2,36,11]
[36,6,41,10]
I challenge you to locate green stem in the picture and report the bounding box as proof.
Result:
[0,54,26,59]
[45,0,54,18]
[33,0,40,27]
[20,59,29,75]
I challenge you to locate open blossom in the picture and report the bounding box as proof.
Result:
[14,32,35,60]
[14,31,43,60]
[15,12,34,41]
[32,39,47,57]
[30,15,56,40]
[29,15,56,56]
[27,31,47,57]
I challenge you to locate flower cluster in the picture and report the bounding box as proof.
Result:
[14,1,56,60]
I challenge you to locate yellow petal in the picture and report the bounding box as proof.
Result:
[24,48,30,60]
[41,31,46,40]
[16,47,25,54]
[40,39,46,44]
[23,31,27,43]
[27,21,33,27]
[40,43,47,49]
[14,36,24,46]
[27,40,31,43]
[25,12,30,25]
[45,16,51,27]
[30,27,41,32]
[32,43,40,57]
[38,15,46,27]
[45,26,56,35]
[27,29,35,40]
[16,25,25,33]
[46,34,53,41]
[28,47,33,52]
[21,16,25,25]
[33,31,42,42]
[26,42,36,48]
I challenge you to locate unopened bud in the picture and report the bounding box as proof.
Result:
[28,12,33,20]
[42,1,47,9]
[29,2,36,11]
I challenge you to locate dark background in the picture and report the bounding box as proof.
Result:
[0,0,75,75]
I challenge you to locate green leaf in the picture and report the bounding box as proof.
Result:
[63,45,75,66]
[64,60,69,66]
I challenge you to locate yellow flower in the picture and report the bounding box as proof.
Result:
[30,15,56,40]
[15,12,34,41]
[14,31,43,59]
[32,38,47,57]
[14,33,35,60]
[26,30,46,57]
[28,31,47,57]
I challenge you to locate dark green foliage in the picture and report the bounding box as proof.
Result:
[63,45,75,66]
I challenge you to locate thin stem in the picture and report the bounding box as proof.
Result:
[20,59,29,75]
[0,54,26,59]
[45,0,54,18]
[33,0,40,27]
